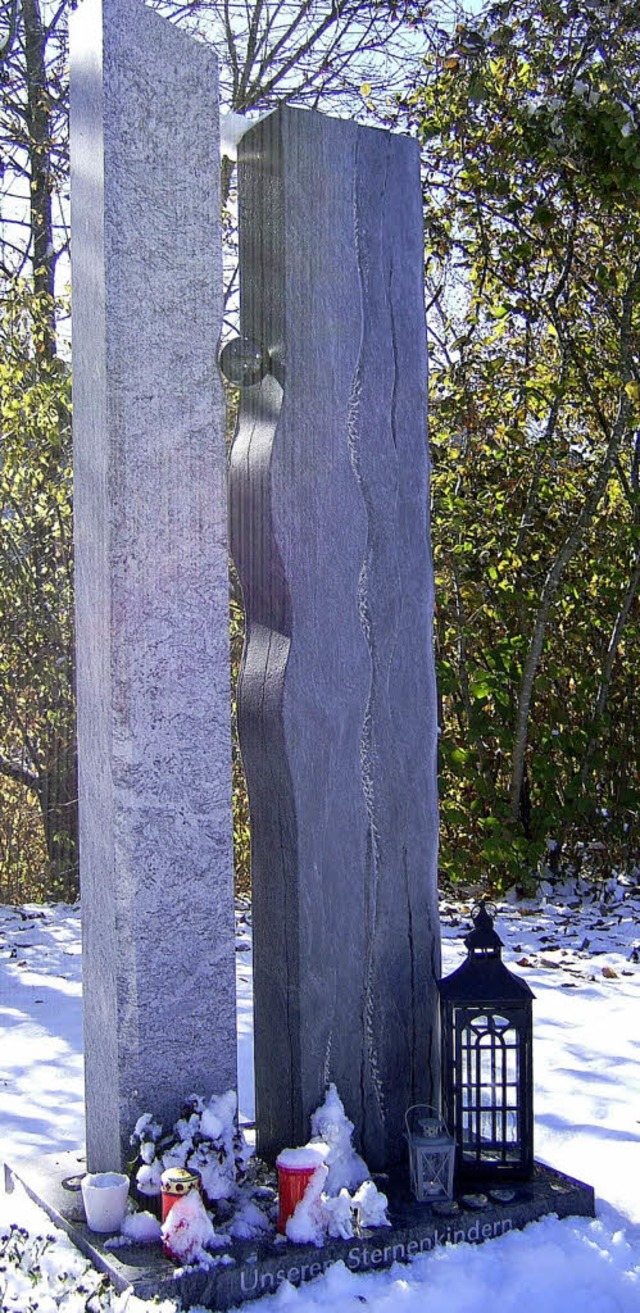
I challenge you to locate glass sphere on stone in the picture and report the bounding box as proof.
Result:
[218,336,268,386]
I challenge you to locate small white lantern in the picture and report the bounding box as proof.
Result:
[405,1105,456,1202]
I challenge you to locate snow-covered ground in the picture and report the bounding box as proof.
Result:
[1,880,640,1311]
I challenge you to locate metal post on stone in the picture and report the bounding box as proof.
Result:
[70,0,237,1170]
[229,107,441,1170]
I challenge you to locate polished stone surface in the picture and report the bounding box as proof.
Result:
[230,107,440,1169]
[70,0,236,1170]
[6,1153,595,1312]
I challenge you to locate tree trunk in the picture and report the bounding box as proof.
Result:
[37,747,79,902]
[509,397,632,824]
[509,261,640,827]
[22,0,55,330]
[578,545,640,796]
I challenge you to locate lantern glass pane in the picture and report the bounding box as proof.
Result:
[417,1147,455,1201]
[406,1105,456,1201]
[506,1046,518,1084]
[456,1009,525,1169]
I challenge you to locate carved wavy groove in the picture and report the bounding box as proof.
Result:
[229,372,300,1147]
[385,156,415,1101]
[346,133,386,1137]
[348,132,409,1149]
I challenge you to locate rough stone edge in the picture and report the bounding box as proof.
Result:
[69,0,237,1170]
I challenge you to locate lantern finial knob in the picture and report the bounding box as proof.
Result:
[464,900,503,958]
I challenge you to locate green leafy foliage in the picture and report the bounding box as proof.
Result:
[230,585,252,899]
[0,286,77,902]
[403,0,640,891]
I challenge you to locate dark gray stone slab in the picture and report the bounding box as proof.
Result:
[6,1153,595,1311]
[230,106,440,1171]
[70,0,236,1170]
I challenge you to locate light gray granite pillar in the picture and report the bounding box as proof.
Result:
[230,107,440,1170]
[70,0,236,1170]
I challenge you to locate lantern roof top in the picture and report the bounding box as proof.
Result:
[439,902,535,1002]
[438,951,534,1002]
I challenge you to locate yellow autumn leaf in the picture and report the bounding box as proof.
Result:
[360,82,372,98]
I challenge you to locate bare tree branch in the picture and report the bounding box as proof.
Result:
[0,0,20,63]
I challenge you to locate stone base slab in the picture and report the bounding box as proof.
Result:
[5,1152,595,1310]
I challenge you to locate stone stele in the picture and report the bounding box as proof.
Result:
[230,106,441,1170]
[70,0,236,1169]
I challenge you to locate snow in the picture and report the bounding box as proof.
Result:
[1,885,640,1311]
[136,1159,164,1196]
[161,1190,221,1264]
[229,1197,273,1241]
[133,1113,162,1142]
[276,1146,329,1172]
[200,1090,236,1144]
[294,1177,391,1242]
[351,1179,391,1229]
[321,1188,354,1240]
[308,1084,369,1193]
[130,1087,244,1206]
[121,1210,163,1244]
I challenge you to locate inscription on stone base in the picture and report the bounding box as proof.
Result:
[6,1153,595,1312]
[237,1213,517,1300]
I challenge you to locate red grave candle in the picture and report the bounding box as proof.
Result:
[275,1145,328,1234]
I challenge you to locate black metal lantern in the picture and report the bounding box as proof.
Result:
[439,902,535,1183]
